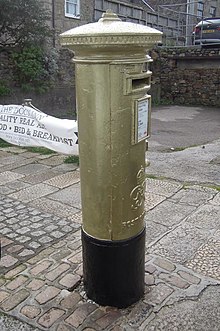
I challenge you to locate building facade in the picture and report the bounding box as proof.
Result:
[196,0,220,18]
[44,0,95,46]
[45,0,220,47]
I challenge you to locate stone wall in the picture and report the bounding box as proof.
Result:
[150,47,220,107]
[54,0,94,47]
[1,45,220,116]
[0,0,95,119]
[0,48,76,119]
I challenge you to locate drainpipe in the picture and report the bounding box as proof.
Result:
[186,0,190,45]
[52,0,56,47]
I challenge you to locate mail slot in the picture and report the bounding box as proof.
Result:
[124,71,152,95]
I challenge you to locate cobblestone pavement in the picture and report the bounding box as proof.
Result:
[0,146,220,331]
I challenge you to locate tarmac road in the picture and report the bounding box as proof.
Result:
[147,105,220,185]
[150,105,220,151]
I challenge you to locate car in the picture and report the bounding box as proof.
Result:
[193,17,220,46]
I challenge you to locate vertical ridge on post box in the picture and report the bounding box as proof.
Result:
[75,62,113,240]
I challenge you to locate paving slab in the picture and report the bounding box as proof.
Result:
[8,184,59,203]
[0,313,40,331]
[52,163,78,173]
[145,220,169,246]
[147,140,220,185]
[142,285,220,331]
[145,200,195,229]
[6,181,31,191]
[19,152,41,159]
[0,155,25,165]
[29,197,80,219]
[145,178,182,197]
[49,183,81,209]
[37,155,66,166]
[0,147,26,154]
[148,222,211,264]
[210,192,220,205]
[0,151,9,157]
[0,157,38,173]
[0,196,81,274]
[0,105,220,331]
[144,193,166,211]
[184,204,220,230]
[0,171,25,185]
[13,164,51,175]
[1,229,218,331]
[44,171,80,189]
[21,170,59,185]
[186,234,220,281]
[0,186,17,196]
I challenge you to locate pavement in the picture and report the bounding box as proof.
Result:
[0,105,220,331]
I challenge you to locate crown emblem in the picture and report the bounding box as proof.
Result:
[136,166,145,185]
[130,165,146,210]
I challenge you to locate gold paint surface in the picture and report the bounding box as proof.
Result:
[60,10,162,56]
[76,60,148,240]
[60,11,162,241]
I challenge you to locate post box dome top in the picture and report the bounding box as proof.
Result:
[60,9,162,48]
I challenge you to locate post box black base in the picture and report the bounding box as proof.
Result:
[81,227,146,308]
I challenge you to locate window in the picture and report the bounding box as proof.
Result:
[197,2,203,10]
[197,2,204,18]
[210,6,216,17]
[65,0,80,18]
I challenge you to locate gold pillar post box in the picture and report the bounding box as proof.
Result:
[60,10,162,308]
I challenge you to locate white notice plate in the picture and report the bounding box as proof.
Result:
[132,96,151,144]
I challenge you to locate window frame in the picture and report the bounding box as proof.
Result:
[65,0,80,19]
[197,1,204,18]
[210,6,216,18]
[197,2,204,11]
